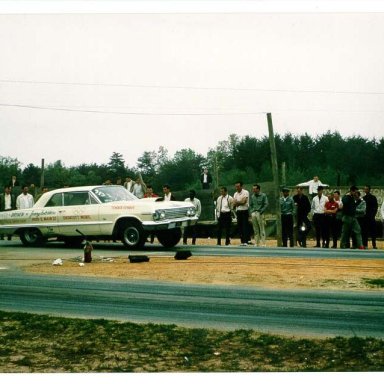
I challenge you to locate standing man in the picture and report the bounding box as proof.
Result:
[183,190,201,245]
[124,176,135,192]
[16,185,34,210]
[233,181,250,246]
[280,188,295,247]
[249,184,268,247]
[215,186,234,246]
[132,176,146,199]
[298,176,328,198]
[333,190,343,248]
[353,191,366,248]
[9,175,21,198]
[9,175,19,189]
[200,168,213,190]
[0,186,16,240]
[311,186,329,248]
[340,186,364,249]
[162,184,176,201]
[293,186,311,247]
[363,185,378,249]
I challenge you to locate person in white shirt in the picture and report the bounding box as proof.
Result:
[233,181,250,246]
[162,184,175,201]
[216,186,234,245]
[298,176,328,197]
[124,176,135,192]
[16,186,34,210]
[311,186,329,247]
[183,190,201,245]
[132,176,146,199]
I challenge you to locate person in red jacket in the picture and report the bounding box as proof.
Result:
[324,193,339,248]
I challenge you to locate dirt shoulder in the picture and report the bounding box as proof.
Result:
[24,239,384,291]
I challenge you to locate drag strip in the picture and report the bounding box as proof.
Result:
[1,271,383,339]
[1,240,383,339]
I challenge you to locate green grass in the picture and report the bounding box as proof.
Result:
[363,277,384,288]
[0,311,383,372]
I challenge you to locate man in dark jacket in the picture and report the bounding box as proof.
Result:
[280,187,295,247]
[0,186,16,240]
[340,186,364,249]
[293,186,311,247]
[363,185,378,249]
[200,168,213,190]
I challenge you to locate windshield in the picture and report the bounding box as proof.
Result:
[92,186,138,203]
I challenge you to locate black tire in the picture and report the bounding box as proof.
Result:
[20,228,45,247]
[121,221,145,249]
[157,228,182,248]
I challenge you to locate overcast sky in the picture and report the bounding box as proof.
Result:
[1,1,384,169]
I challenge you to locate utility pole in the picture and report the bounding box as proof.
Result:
[267,113,282,247]
[214,152,219,189]
[40,158,45,189]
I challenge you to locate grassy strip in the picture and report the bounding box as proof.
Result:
[0,310,383,372]
[363,278,384,288]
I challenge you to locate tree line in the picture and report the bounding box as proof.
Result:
[1,131,384,193]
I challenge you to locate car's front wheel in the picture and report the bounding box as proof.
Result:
[156,228,182,248]
[20,228,45,247]
[121,221,146,249]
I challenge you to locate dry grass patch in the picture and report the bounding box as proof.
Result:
[25,254,384,291]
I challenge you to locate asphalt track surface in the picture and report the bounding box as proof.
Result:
[1,240,384,339]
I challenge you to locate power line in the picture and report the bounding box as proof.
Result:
[0,103,266,116]
[1,103,384,116]
[1,79,384,96]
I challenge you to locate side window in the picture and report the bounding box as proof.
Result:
[65,192,90,206]
[45,193,63,207]
[89,195,98,205]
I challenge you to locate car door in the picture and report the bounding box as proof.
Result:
[56,191,101,236]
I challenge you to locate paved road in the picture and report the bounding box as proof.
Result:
[1,240,383,338]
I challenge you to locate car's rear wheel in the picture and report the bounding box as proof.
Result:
[121,221,145,249]
[20,228,45,246]
[156,228,182,248]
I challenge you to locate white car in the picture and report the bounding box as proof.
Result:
[0,185,198,248]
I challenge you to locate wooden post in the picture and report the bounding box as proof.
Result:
[40,158,45,189]
[214,153,219,189]
[267,113,282,247]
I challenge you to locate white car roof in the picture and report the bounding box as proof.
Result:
[34,185,124,208]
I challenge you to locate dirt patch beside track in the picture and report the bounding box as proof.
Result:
[24,239,384,291]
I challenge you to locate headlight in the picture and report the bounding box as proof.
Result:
[153,210,166,221]
[187,207,196,217]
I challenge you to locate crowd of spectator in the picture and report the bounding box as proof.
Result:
[214,177,382,249]
[1,172,383,248]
